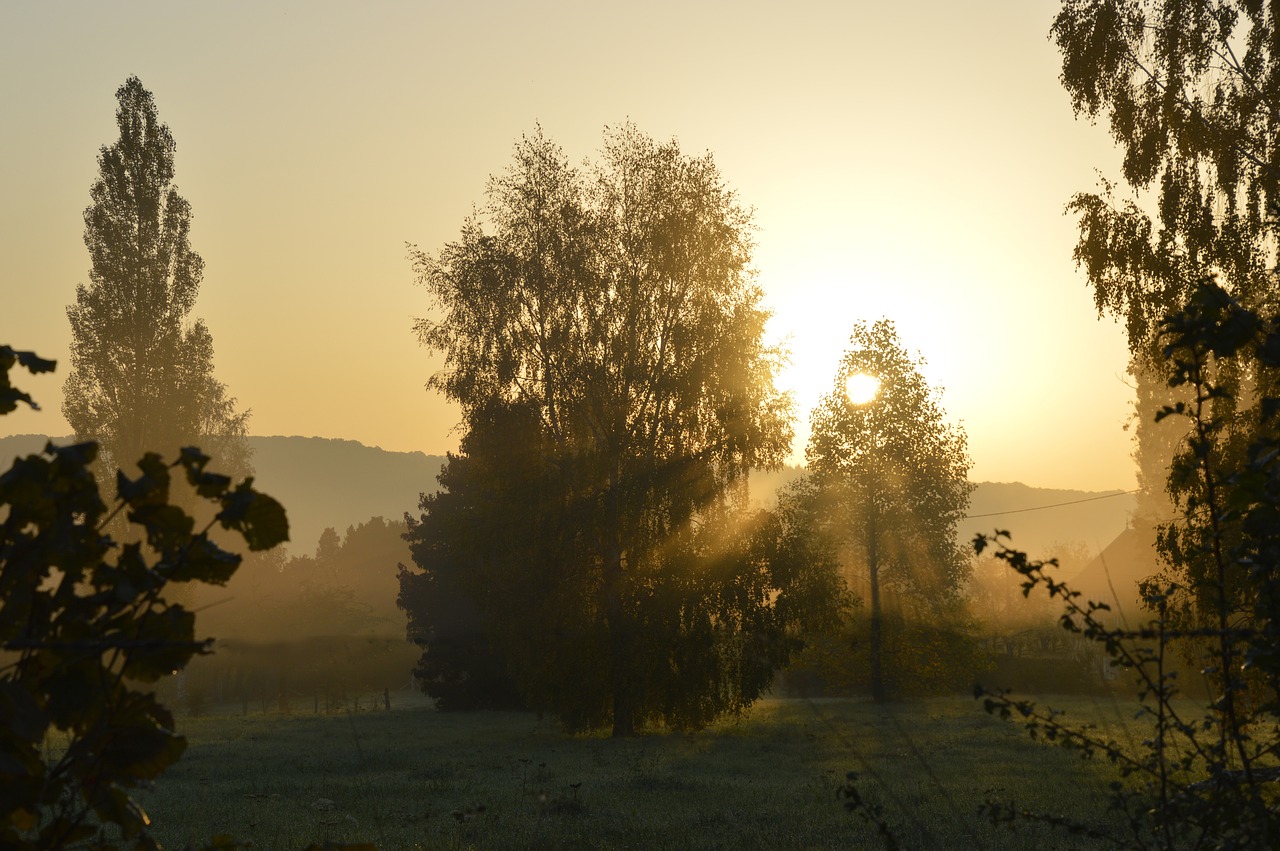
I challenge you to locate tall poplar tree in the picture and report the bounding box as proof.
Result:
[64,77,249,479]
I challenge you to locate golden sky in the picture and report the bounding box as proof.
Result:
[0,1,1135,491]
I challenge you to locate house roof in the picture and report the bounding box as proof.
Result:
[1069,525,1163,619]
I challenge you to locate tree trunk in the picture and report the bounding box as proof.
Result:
[605,473,636,737]
[607,576,636,735]
[867,505,886,703]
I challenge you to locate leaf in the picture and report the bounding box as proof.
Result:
[131,503,196,555]
[0,345,56,414]
[13,350,57,374]
[121,606,203,682]
[117,453,172,505]
[217,482,289,551]
[165,535,241,585]
[9,807,37,831]
[176,447,234,498]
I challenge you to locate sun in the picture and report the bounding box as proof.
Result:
[845,372,880,405]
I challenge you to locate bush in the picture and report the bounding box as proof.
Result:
[0,345,288,849]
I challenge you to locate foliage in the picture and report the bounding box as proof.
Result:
[64,76,249,481]
[974,281,1280,849]
[404,124,830,734]
[0,347,288,848]
[401,398,846,728]
[1052,0,1280,529]
[1054,0,1280,352]
[805,319,974,702]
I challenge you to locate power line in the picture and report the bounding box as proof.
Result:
[965,488,1139,520]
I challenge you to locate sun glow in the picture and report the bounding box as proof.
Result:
[845,373,880,405]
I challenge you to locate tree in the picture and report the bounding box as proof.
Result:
[64,76,249,481]
[1052,0,1280,529]
[1052,0,1280,640]
[398,401,558,713]
[969,282,1280,849]
[805,319,974,702]
[404,124,813,735]
[401,398,849,726]
[0,346,288,849]
[1054,0,1280,348]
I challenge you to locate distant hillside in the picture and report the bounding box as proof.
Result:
[0,433,445,556]
[747,468,1135,560]
[958,481,1135,561]
[1,434,1134,559]
[246,436,445,555]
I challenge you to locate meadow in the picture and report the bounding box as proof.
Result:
[134,690,1145,850]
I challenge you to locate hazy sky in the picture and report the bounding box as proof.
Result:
[1,1,1135,491]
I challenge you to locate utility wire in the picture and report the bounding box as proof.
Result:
[965,488,1139,520]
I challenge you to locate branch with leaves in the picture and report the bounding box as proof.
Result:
[0,348,288,850]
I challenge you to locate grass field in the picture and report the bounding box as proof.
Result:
[129,689,1154,850]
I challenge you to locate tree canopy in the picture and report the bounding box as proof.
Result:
[806,319,973,701]
[64,77,249,479]
[403,124,823,735]
[1053,0,1280,573]
[1055,0,1280,350]
[1053,0,1280,522]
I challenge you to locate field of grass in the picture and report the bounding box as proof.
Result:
[134,690,1148,850]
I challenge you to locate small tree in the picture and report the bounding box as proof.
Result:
[64,76,249,480]
[970,282,1280,849]
[806,319,974,702]
[0,346,288,849]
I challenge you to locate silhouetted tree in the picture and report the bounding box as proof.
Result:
[401,398,849,723]
[405,124,810,734]
[64,76,249,481]
[398,402,552,712]
[1053,1,1280,630]
[1053,0,1280,530]
[0,346,288,848]
[806,320,973,702]
[315,526,341,563]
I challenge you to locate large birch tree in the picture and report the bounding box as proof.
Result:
[405,125,806,735]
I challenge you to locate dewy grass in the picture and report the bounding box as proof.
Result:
[136,691,1133,850]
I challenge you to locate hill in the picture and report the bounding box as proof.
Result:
[747,468,1135,561]
[245,436,444,554]
[958,481,1135,563]
[1,434,1134,559]
[0,433,445,555]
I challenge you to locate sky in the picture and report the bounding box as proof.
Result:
[1,1,1135,492]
